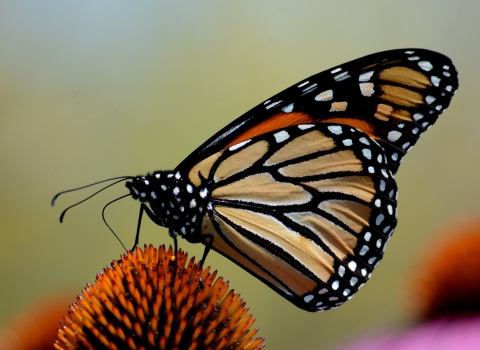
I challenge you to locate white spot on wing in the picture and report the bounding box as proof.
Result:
[362,148,372,159]
[388,130,402,142]
[332,280,339,290]
[359,137,370,145]
[304,294,314,303]
[274,130,290,143]
[282,103,294,113]
[387,205,393,215]
[315,90,333,101]
[327,125,343,135]
[418,61,433,71]
[376,214,384,226]
[298,81,309,88]
[265,100,282,110]
[413,113,423,121]
[331,68,341,74]
[431,76,440,86]
[303,83,318,93]
[359,245,369,256]
[380,180,386,192]
[425,95,436,104]
[360,83,374,97]
[359,71,374,82]
[334,71,350,81]
[229,139,251,151]
[298,124,314,130]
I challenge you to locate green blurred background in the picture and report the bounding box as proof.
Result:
[1,1,479,349]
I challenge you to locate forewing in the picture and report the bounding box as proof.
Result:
[178,49,458,176]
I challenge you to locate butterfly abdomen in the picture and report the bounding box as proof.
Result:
[125,171,208,239]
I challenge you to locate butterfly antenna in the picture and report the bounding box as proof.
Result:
[57,177,131,223]
[102,194,131,251]
[51,176,132,206]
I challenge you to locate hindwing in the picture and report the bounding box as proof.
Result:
[188,123,397,311]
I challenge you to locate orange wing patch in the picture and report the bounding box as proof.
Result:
[379,66,431,89]
[225,112,315,149]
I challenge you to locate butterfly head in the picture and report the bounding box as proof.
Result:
[125,171,207,238]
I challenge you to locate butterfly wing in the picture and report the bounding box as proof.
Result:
[175,49,457,311]
[189,123,397,311]
[178,49,458,176]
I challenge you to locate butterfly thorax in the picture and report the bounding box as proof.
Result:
[125,170,208,240]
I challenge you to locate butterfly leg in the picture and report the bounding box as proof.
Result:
[132,203,164,251]
[197,234,214,290]
[199,234,214,268]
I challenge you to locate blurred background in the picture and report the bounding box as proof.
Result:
[0,1,479,349]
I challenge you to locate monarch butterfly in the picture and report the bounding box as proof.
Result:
[53,49,458,312]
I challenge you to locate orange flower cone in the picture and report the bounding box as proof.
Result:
[54,244,265,350]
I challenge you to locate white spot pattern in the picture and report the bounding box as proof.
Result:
[282,103,294,113]
[328,125,343,135]
[266,100,282,109]
[362,148,372,159]
[298,124,314,130]
[359,71,374,82]
[229,139,251,151]
[274,130,290,143]
[388,130,402,142]
[304,294,314,303]
[360,83,375,97]
[418,61,433,71]
[426,95,436,104]
[431,76,440,86]
[315,90,333,101]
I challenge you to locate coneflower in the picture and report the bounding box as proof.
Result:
[54,244,265,350]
